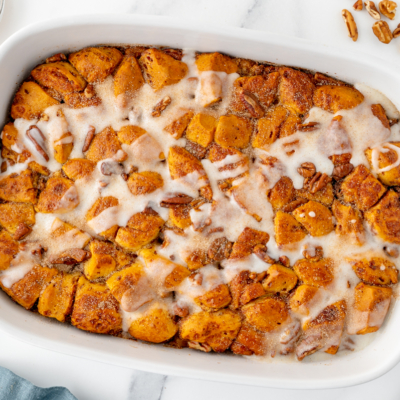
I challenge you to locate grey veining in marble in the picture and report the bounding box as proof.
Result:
[127,371,167,400]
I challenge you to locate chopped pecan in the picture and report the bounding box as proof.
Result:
[353,0,363,10]
[297,162,316,178]
[332,163,354,180]
[208,237,232,261]
[173,304,189,318]
[185,140,207,159]
[188,341,212,353]
[48,248,91,264]
[281,198,308,213]
[161,193,193,208]
[303,245,323,262]
[152,96,172,117]
[193,218,212,232]
[13,223,32,240]
[84,84,96,99]
[26,126,49,162]
[384,246,399,258]
[279,255,290,268]
[1,161,7,173]
[208,227,224,234]
[31,245,46,257]
[389,117,399,125]
[253,245,275,264]
[189,272,203,285]
[253,270,268,283]
[46,53,67,63]
[298,122,319,132]
[239,89,264,118]
[342,9,358,41]
[100,161,124,176]
[121,172,128,181]
[163,48,183,60]
[379,0,397,19]
[305,172,332,194]
[365,1,381,18]
[373,20,393,43]
[329,153,352,165]
[82,126,95,152]
[190,198,207,211]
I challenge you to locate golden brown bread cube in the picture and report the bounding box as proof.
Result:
[229,271,265,309]
[140,247,190,289]
[139,48,188,91]
[196,52,238,74]
[0,203,35,236]
[168,145,205,179]
[230,73,280,115]
[86,196,119,240]
[71,276,122,334]
[242,297,289,333]
[86,126,123,163]
[280,113,301,138]
[53,132,74,164]
[341,165,386,211]
[365,190,400,244]
[230,341,254,356]
[262,264,298,294]
[252,106,288,150]
[117,125,147,145]
[64,91,101,109]
[230,227,270,259]
[164,111,194,140]
[289,284,319,315]
[35,176,79,214]
[1,123,31,164]
[365,142,400,186]
[278,67,314,114]
[28,161,50,176]
[215,115,252,149]
[0,230,19,271]
[296,300,346,360]
[274,211,307,247]
[114,55,144,98]
[268,176,295,210]
[185,113,217,147]
[11,81,59,120]
[293,258,334,288]
[69,47,123,83]
[0,170,37,204]
[51,218,91,248]
[194,284,232,311]
[179,309,242,351]
[38,272,79,322]
[127,171,163,196]
[349,256,398,286]
[169,206,192,229]
[370,104,390,129]
[31,62,87,96]
[128,307,177,343]
[115,211,164,252]
[293,200,334,237]
[0,265,58,309]
[313,85,364,114]
[62,158,96,181]
[296,183,334,207]
[232,322,266,356]
[84,240,132,280]
[106,263,144,303]
[351,282,392,334]
[184,250,208,271]
[332,200,365,245]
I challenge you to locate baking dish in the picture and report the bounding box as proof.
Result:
[1,14,400,389]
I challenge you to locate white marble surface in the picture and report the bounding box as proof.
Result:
[1,0,400,399]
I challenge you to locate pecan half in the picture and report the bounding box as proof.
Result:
[379,0,397,19]
[82,126,95,152]
[305,172,332,194]
[342,9,358,41]
[281,198,308,213]
[208,237,232,261]
[13,223,32,241]
[163,48,183,60]
[297,162,316,178]
[279,255,290,268]
[152,96,172,117]
[239,89,264,118]
[393,23,400,38]
[26,126,49,162]
[373,20,393,43]
[365,1,381,18]
[332,163,354,180]
[298,122,319,132]
[49,248,91,264]
[353,0,363,10]
[161,193,193,208]
[100,161,124,176]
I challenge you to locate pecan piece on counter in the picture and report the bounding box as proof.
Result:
[342,9,358,42]
[365,1,381,18]
[297,162,316,178]
[207,237,232,262]
[332,163,354,180]
[13,223,32,241]
[26,125,49,162]
[379,0,397,19]
[82,125,95,152]
[152,96,172,117]
[353,0,363,10]
[239,89,264,118]
[305,172,332,194]
[393,24,400,38]
[298,122,319,132]
[373,20,393,43]
[48,248,91,265]
[161,193,193,208]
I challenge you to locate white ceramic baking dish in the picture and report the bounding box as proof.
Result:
[1,14,400,390]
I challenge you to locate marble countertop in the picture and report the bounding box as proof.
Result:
[1,0,400,399]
